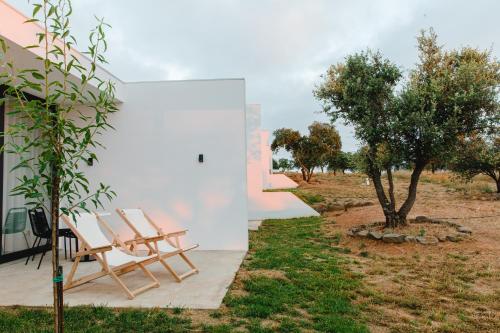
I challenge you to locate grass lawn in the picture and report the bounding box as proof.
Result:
[0,217,367,332]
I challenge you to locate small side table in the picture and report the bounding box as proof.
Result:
[58,228,95,262]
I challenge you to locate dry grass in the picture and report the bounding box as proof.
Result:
[296,171,499,333]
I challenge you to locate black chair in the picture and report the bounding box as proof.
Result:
[25,208,81,269]
[25,207,51,269]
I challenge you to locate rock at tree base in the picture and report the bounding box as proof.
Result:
[382,233,406,243]
[405,235,416,243]
[457,226,472,234]
[447,234,464,242]
[368,231,383,240]
[356,230,369,237]
[416,236,439,245]
[415,216,429,222]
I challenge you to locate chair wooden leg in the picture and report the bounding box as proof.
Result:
[179,252,198,272]
[108,269,136,299]
[158,258,182,282]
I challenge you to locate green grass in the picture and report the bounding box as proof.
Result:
[0,217,366,332]
[220,217,368,332]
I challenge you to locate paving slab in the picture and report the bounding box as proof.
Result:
[248,220,263,231]
[264,174,298,190]
[0,250,245,309]
[248,191,320,220]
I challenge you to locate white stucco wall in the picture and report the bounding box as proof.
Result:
[80,79,248,251]
[246,104,263,198]
[260,130,273,189]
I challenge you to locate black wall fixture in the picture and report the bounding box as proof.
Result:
[198,154,204,163]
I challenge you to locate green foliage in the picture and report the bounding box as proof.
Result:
[327,151,356,173]
[0,0,117,218]
[277,158,294,172]
[0,2,117,329]
[272,158,279,170]
[314,28,500,225]
[450,134,500,192]
[272,122,341,182]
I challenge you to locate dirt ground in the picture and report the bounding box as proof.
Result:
[288,171,500,333]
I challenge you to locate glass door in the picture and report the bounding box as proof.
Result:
[0,88,50,263]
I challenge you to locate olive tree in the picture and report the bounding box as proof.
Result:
[278,158,293,172]
[451,134,499,192]
[327,151,354,174]
[315,29,500,228]
[0,1,117,331]
[271,122,341,182]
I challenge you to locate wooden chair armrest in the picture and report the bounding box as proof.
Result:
[142,235,164,243]
[164,230,187,238]
[76,245,112,257]
[126,235,164,244]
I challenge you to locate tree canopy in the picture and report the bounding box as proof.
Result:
[314,28,500,227]
[451,134,499,192]
[272,122,341,182]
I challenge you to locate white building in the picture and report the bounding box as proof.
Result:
[246,104,319,221]
[0,1,318,265]
[0,1,247,264]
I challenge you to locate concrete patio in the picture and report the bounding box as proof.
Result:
[264,174,298,190]
[0,250,245,309]
[248,191,320,220]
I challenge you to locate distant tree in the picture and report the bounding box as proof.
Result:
[451,134,500,192]
[315,29,500,228]
[278,158,293,172]
[327,151,354,174]
[272,122,341,182]
[426,158,448,173]
[272,158,279,170]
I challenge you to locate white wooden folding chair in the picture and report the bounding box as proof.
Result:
[61,212,163,299]
[115,208,199,282]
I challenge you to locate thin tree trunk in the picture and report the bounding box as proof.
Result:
[387,168,396,211]
[308,168,314,182]
[51,172,62,333]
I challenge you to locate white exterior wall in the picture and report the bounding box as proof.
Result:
[260,130,273,189]
[246,104,263,197]
[80,79,248,251]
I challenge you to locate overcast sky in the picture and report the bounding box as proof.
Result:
[8,0,500,152]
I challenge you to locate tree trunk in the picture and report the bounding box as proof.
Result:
[497,178,500,193]
[300,168,307,181]
[370,170,399,228]
[387,168,396,212]
[397,162,426,222]
[333,170,337,176]
[51,172,63,332]
[306,168,314,182]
